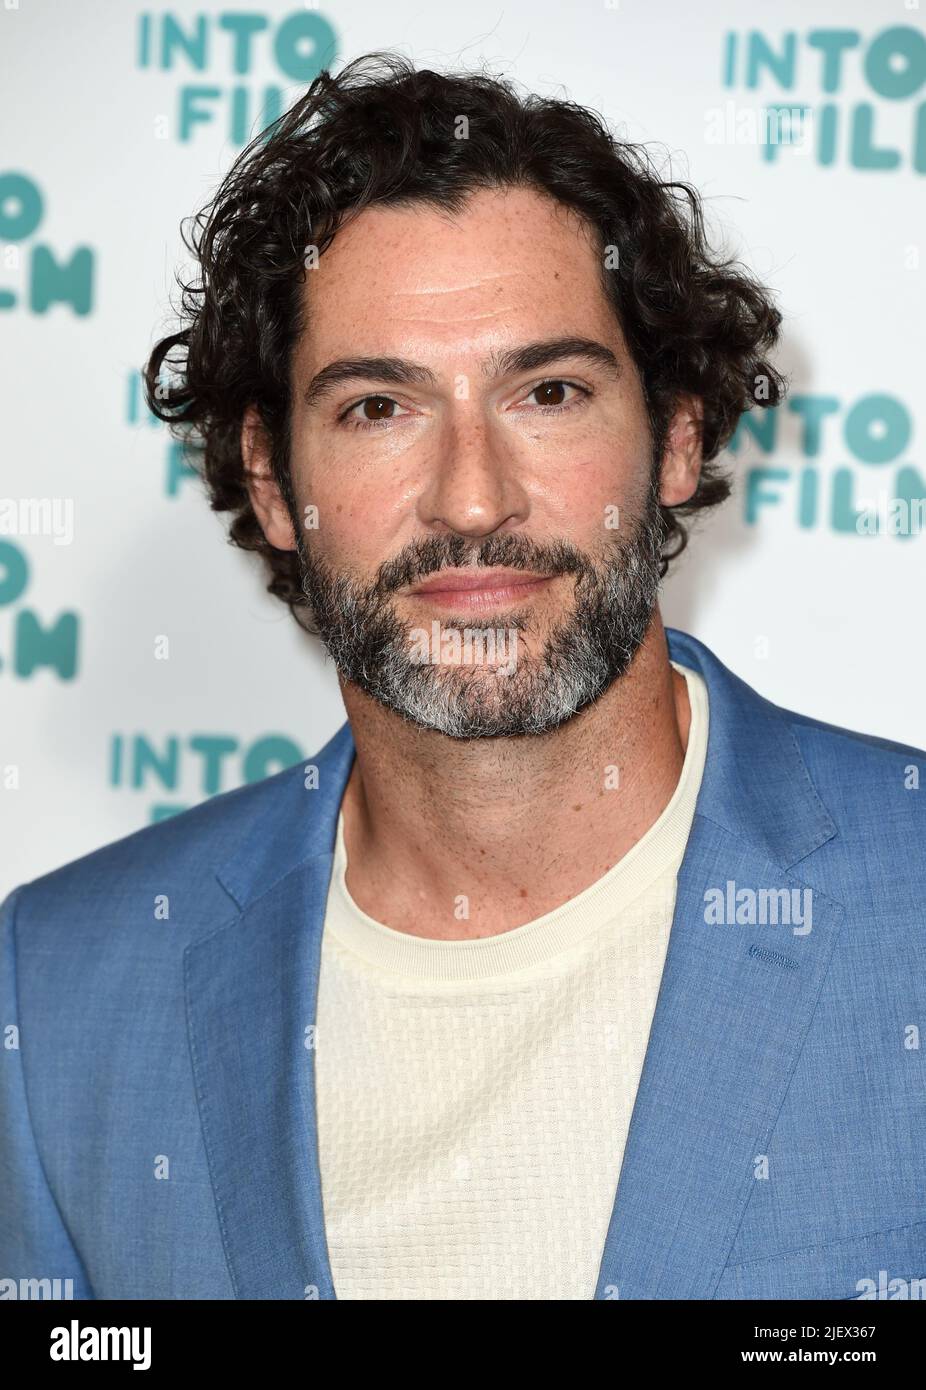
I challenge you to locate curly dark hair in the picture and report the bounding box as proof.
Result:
[144,50,787,628]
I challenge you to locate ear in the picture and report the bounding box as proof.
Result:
[241,405,296,550]
[659,394,704,508]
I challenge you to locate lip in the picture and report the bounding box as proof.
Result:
[407,569,554,610]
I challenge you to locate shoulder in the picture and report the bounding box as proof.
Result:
[670,626,925,832]
[782,702,926,828]
[765,702,926,920]
[1,762,303,954]
[2,712,353,961]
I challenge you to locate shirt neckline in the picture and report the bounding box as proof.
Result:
[325,661,709,981]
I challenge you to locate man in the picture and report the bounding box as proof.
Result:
[2,53,924,1302]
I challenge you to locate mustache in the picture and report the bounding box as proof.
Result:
[372,534,598,598]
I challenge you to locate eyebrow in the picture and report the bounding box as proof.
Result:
[301,336,622,409]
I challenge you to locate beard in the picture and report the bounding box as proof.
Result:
[292,469,667,740]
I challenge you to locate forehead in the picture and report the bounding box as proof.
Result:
[297,185,619,365]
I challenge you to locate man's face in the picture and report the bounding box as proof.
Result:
[250,185,700,737]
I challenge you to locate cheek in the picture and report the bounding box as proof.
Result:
[530,446,646,538]
[289,435,378,556]
[297,475,404,576]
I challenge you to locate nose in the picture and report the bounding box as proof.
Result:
[415,412,530,540]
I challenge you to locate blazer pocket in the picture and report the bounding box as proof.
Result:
[715,1219,926,1300]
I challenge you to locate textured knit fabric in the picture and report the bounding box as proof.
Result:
[314,662,709,1299]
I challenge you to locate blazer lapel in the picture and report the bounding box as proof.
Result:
[185,721,355,1299]
[593,817,844,1299]
[594,628,847,1299]
[185,854,339,1299]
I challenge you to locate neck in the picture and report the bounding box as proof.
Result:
[337,609,691,940]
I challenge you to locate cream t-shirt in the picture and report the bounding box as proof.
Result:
[314,661,709,1300]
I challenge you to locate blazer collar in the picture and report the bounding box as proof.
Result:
[196,626,844,1299]
[661,627,837,867]
[215,717,354,911]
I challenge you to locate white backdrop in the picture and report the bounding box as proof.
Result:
[2,0,924,896]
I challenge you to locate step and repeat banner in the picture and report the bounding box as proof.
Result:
[2,0,923,894]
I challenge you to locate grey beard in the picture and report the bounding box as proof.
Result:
[294,479,667,740]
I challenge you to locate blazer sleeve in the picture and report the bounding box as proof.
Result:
[0,885,94,1298]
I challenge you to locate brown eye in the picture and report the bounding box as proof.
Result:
[361,396,396,420]
[533,381,568,407]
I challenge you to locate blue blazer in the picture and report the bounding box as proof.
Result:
[2,627,925,1300]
